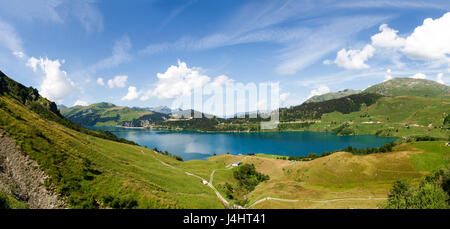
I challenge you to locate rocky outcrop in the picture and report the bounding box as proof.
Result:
[0,129,64,209]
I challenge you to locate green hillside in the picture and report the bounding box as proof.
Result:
[209,141,449,209]
[276,79,450,137]
[1,71,447,209]
[0,190,29,209]
[280,93,382,121]
[363,78,450,98]
[0,71,223,209]
[280,96,450,138]
[57,77,449,138]
[305,89,361,103]
[152,93,383,131]
[60,103,169,127]
[147,92,449,138]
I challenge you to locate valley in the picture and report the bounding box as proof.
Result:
[59,78,450,141]
[0,71,449,209]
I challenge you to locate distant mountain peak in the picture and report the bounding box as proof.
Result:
[146,106,180,114]
[363,77,450,98]
[305,89,361,103]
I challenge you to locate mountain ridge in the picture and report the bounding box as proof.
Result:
[0,70,225,209]
[363,77,450,98]
[305,89,361,103]
[60,102,169,127]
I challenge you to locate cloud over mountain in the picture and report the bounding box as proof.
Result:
[26,56,76,102]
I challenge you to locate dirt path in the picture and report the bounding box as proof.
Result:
[184,171,231,208]
[247,196,388,209]
[143,149,388,209]
[209,169,217,184]
[144,149,234,208]
[209,166,233,184]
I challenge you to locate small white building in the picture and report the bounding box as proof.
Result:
[202,180,208,185]
[231,161,241,167]
[445,142,450,146]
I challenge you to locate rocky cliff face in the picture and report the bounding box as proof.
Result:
[0,129,64,209]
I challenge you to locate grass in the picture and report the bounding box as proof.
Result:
[2,88,448,209]
[285,96,450,138]
[255,153,287,160]
[409,141,450,172]
[0,95,224,209]
[0,191,29,209]
[60,103,165,127]
[150,96,450,139]
[206,140,448,209]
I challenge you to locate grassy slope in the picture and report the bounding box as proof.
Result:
[2,71,448,209]
[305,89,361,103]
[0,96,223,209]
[207,141,449,209]
[151,95,449,138]
[60,103,159,126]
[2,92,447,209]
[409,141,450,172]
[280,96,450,138]
[0,190,29,209]
[363,78,450,98]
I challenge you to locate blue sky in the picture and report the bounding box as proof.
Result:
[0,0,449,110]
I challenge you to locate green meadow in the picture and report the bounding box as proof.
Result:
[0,95,223,209]
[280,96,450,138]
[1,92,448,209]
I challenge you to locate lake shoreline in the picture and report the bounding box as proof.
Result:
[89,126,398,161]
[141,126,398,138]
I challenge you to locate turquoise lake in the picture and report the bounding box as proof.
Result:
[91,127,397,161]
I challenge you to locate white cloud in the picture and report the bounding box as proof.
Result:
[70,0,104,32]
[26,57,40,72]
[308,85,330,99]
[96,77,105,86]
[371,24,406,49]
[211,75,234,87]
[411,73,427,79]
[402,12,450,61]
[141,1,388,76]
[136,60,286,117]
[384,68,393,82]
[0,20,24,56]
[0,0,103,32]
[334,44,375,69]
[322,59,332,65]
[122,86,140,101]
[92,36,132,71]
[336,12,450,73]
[280,92,290,102]
[107,75,128,88]
[139,63,231,102]
[273,16,387,75]
[73,100,88,106]
[73,36,132,82]
[436,73,445,84]
[139,90,153,101]
[147,60,210,99]
[13,51,25,59]
[334,0,450,10]
[26,57,76,101]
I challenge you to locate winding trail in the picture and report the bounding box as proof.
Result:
[247,196,388,209]
[209,166,233,184]
[142,148,387,209]
[145,149,233,208]
[184,171,231,208]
